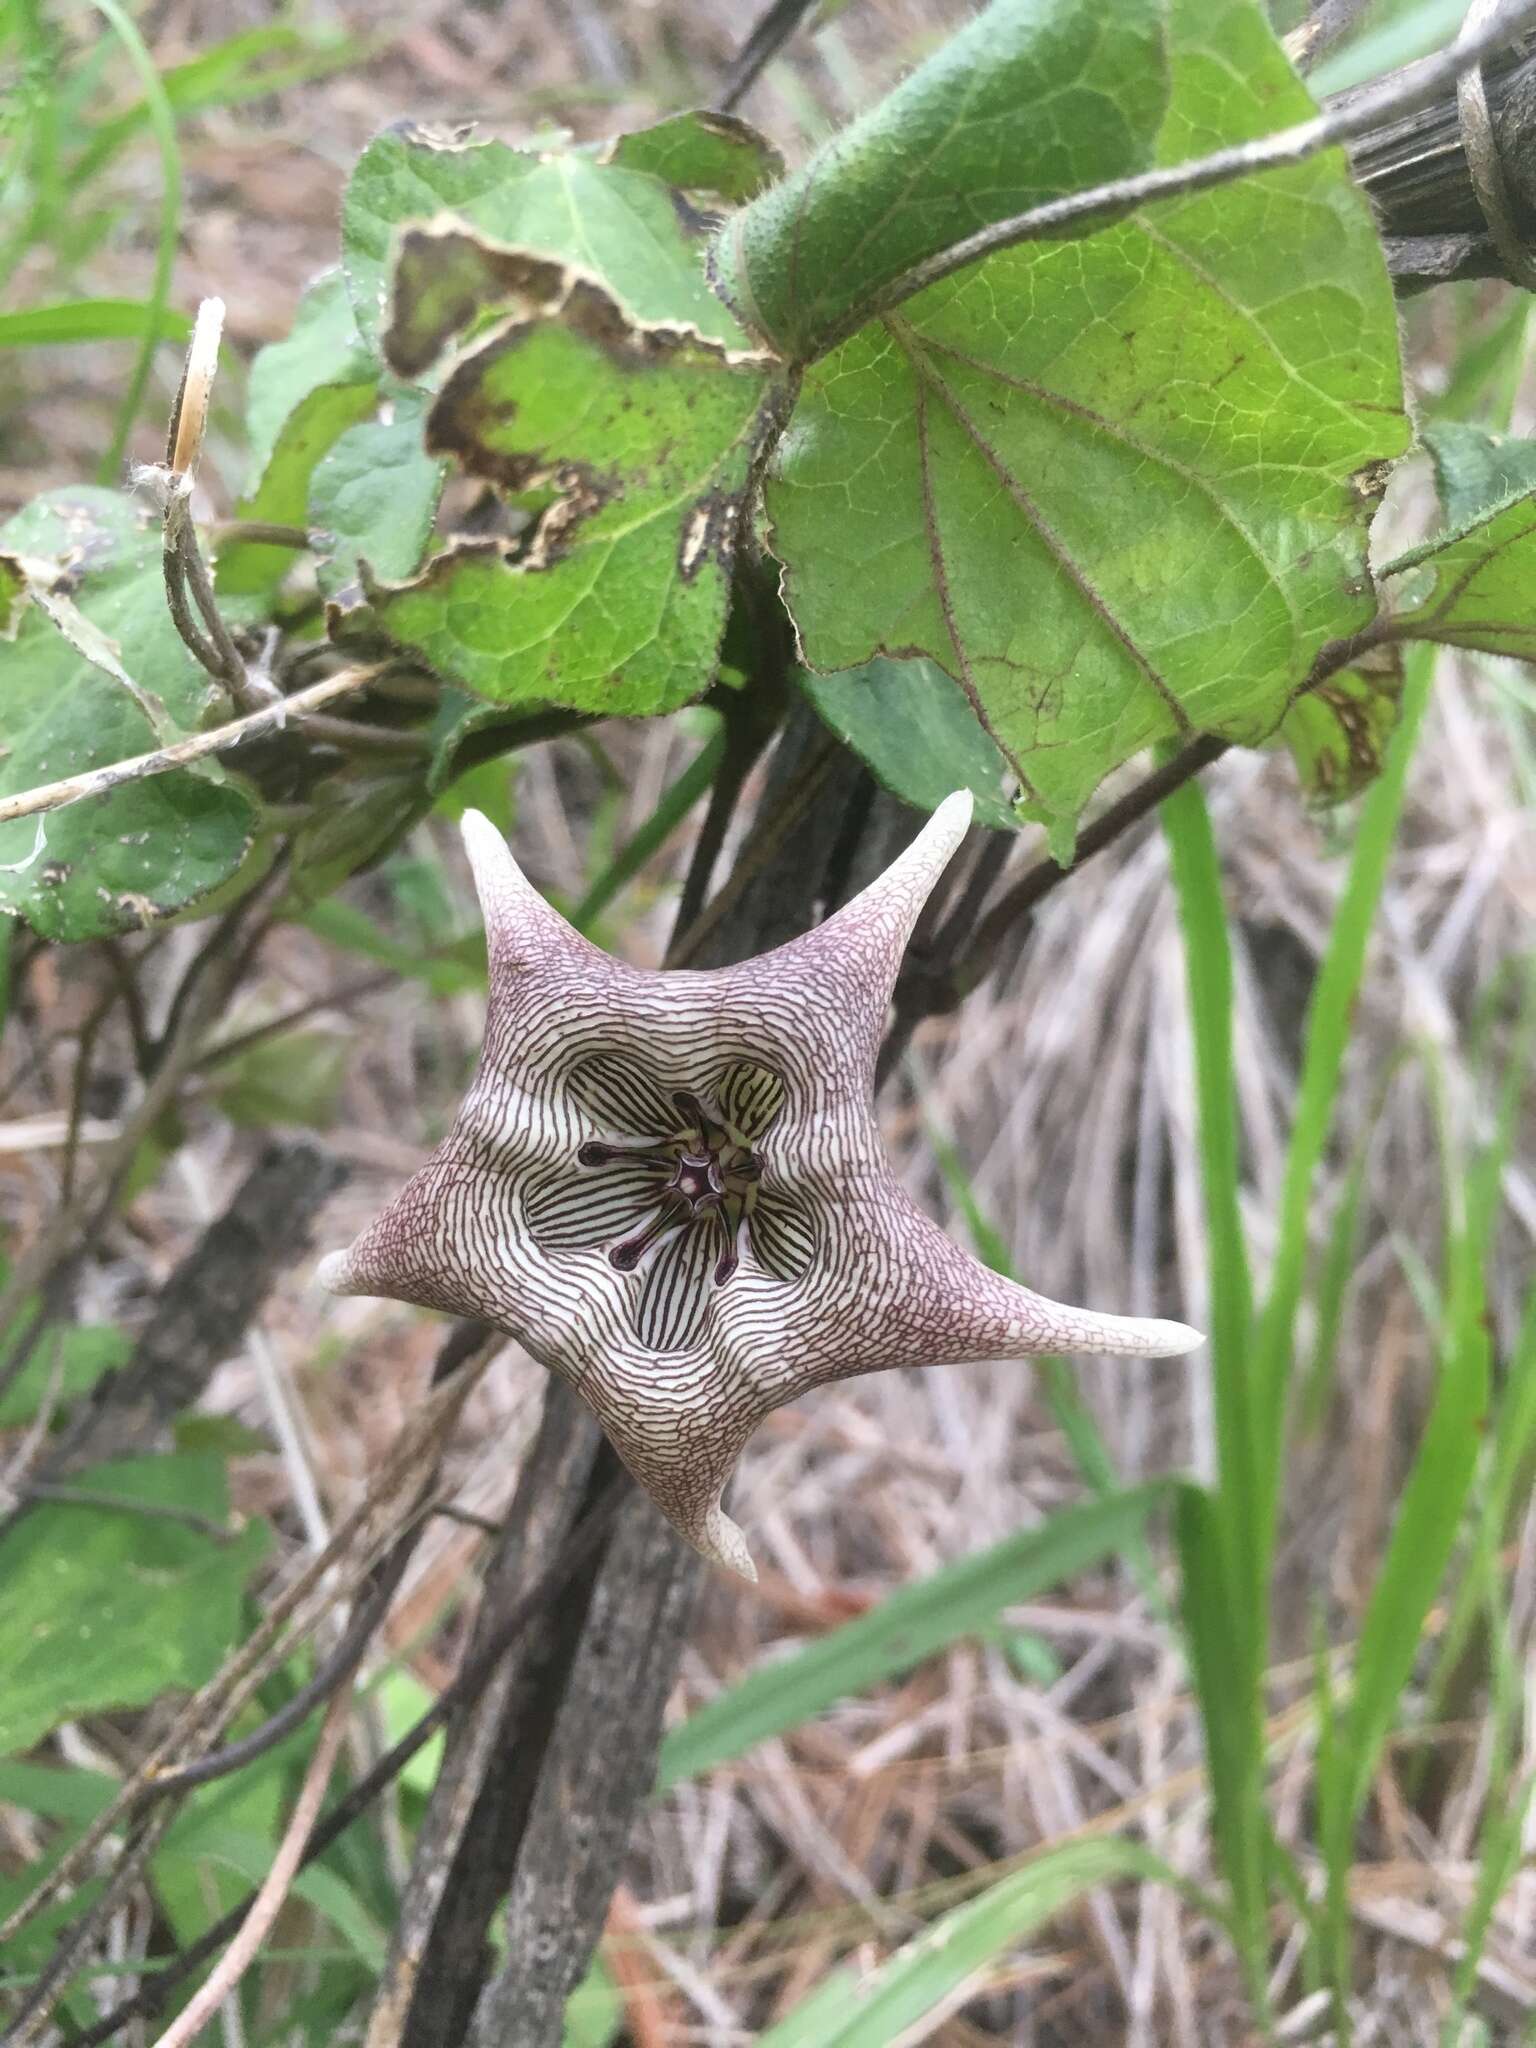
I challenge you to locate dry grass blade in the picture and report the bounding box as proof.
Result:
[146,1682,354,2048]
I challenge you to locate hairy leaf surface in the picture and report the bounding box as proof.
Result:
[604,110,783,204]
[1382,468,1536,660]
[711,0,1169,362]
[1422,420,1536,529]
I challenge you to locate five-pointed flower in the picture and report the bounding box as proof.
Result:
[318,792,1201,1578]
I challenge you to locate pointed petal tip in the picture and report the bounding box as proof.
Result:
[316,1248,357,1296]
[1004,1303,1205,1360]
[1138,1317,1205,1358]
[697,1503,757,1582]
[935,788,975,834]
[459,805,509,880]
[918,788,973,867]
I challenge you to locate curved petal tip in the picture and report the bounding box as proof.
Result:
[698,1502,757,1582]
[316,1248,357,1296]
[460,807,513,892]
[1135,1317,1205,1358]
[933,788,975,839]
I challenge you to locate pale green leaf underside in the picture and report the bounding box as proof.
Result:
[0,492,260,941]
[219,378,379,597]
[1422,419,1536,530]
[797,658,1017,829]
[242,267,375,486]
[604,110,784,205]
[342,126,752,353]
[763,0,1407,829]
[309,385,446,620]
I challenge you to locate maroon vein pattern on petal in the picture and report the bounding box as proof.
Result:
[636,1213,724,1354]
[523,1156,670,1250]
[318,797,1203,1581]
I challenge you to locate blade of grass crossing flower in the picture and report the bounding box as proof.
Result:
[573,725,725,932]
[755,1838,1213,2048]
[655,1484,1165,1791]
[87,0,182,481]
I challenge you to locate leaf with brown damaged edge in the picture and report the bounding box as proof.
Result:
[1277,641,1404,803]
[368,225,780,719]
[603,109,784,206]
[342,124,757,357]
[384,227,570,383]
[0,552,26,637]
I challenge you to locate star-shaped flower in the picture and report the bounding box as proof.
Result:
[318,792,1200,1578]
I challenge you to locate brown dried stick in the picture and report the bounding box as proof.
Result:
[0,666,384,829]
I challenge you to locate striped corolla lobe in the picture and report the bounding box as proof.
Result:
[318,791,1201,1579]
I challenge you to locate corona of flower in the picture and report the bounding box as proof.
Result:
[319,791,1201,1578]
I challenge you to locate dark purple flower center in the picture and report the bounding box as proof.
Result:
[580,1088,766,1285]
[522,1057,816,1352]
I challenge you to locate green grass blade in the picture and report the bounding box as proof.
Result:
[656,1484,1166,1793]
[1423,982,1536,1708]
[1316,917,1510,2018]
[1173,1480,1269,2004]
[756,1838,1214,2048]
[1160,772,1267,1996]
[573,726,724,931]
[0,297,192,347]
[1298,1049,1413,1436]
[1160,775,1254,1410]
[67,26,359,195]
[85,0,181,481]
[1251,649,1433,1607]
